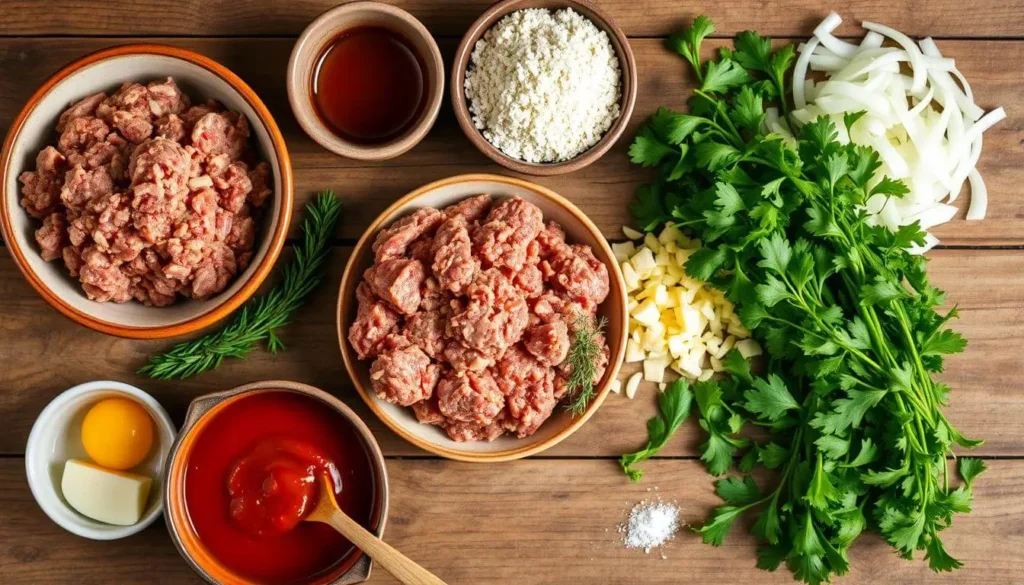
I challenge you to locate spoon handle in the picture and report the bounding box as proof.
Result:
[320,507,448,585]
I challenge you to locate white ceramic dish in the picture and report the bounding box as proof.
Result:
[25,380,176,540]
[0,45,293,339]
[337,174,628,462]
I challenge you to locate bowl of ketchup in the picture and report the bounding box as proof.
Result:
[164,381,387,585]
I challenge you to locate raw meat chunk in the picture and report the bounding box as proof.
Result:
[549,244,610,306]
[365,258,426,315]
[495,346,557,438]
[192,111,249,159]
[371,208,443,262]
[523,321,570,366]
[436,370,504,424]
[472,196,544,270]
[349,283,401,359]
[444,418,506,442]
[448,269,528,357]
[404,310,446,359]
[431,215,478,293]
[442,193,492,222]
[370,336,440,406]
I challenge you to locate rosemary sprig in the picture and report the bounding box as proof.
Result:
[138,191,342,380]
[565,313,609,417]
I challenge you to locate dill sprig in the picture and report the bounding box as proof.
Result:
[565,313,608,417]
[138,191,342,380]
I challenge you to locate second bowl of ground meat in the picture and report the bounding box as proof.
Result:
[0,45,292,338]
[338,174,627,462]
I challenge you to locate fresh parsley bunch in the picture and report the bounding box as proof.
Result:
[627,16,984,584]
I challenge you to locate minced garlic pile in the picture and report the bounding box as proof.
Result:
[612,224,761,398]
[464,8,622,163]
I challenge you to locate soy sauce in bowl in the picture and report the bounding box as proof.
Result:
[312,26,427,144]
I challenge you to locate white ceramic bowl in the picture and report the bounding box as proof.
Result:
[0,44,293,339]
[25,380,176,540]
[337,174,628,462]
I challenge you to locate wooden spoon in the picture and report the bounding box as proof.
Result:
[305,474,448,585]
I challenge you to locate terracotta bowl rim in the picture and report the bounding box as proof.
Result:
[450,0,638,176]
[0,43,294,339]
[163,380,389,585]
[286,0,445,161]
[337,173,628,462]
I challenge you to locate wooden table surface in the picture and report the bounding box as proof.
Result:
[2,2,1023,584]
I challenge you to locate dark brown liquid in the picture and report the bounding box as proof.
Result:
[312,26,427,144]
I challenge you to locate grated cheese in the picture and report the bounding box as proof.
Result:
[464,8,622,163]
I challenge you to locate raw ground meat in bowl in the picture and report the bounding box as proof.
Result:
[338,174,627,462]
[0,45,292,338]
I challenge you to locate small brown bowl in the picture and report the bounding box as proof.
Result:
[337,174,628,462]
[287,1,444,161]
[451,0,637,176]
[164,380,389,585]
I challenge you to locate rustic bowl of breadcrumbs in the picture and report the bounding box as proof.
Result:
[452,0,637,176]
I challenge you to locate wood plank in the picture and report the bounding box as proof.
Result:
[1,457,1021,584]
[2,0,1024,38]
[1,38,1021,245]
[0,248,1020,457]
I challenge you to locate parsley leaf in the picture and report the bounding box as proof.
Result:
[620,379,694,481]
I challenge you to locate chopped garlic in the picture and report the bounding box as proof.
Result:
[625,372,643,399]
[610,379,622,394]
[622,226,644,240]
[613,224,758,394]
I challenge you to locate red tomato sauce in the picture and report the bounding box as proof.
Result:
[185,391,377,583]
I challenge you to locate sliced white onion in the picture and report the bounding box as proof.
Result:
[966,169,988,220]
[793,37,820,109]
[814,12,860,59]
[789,14,1005,253]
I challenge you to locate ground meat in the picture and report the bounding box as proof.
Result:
[523,321,570,366]
[495,346,557,438]
[443,340,496,372]
[549,244,611,306]
[18,78,270,305]
[444,417,506,442]
[436,370,504,424]
[442,193,492,222]
[349,283,401,359]
[448,269,528,358]
[19,147,66,217]
[431,215,478,293]
[370,336,440,406]
[57,92,106,133]
[351,194,611,442]
[192,111,249,159]
[404,310,446,359]
[365,258,426,315]
[371,208,443,262]
[473,196,544,270]
[35,213,67,261]
[411,398,445,426]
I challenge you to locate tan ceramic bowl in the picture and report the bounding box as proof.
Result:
[287,1,444,161]
[452,0,637,176]
[0,44,293,339]
[164,380,389,585]
[337,174,628,462]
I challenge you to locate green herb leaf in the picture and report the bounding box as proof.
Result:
[958,458,987,488]
[715,475,762,505]
[620,379,694,481]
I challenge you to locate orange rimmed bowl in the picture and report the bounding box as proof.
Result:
[164,380,389,585]
[0,44,293,339]
[337,174,628,462]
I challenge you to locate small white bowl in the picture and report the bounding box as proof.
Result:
[25,380,176,540]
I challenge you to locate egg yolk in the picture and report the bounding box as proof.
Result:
[81,398,154,470]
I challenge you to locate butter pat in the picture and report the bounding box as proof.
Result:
[61,459,152,526]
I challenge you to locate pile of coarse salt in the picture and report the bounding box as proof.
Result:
[619,500,680,554]
[464,8,621,163]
